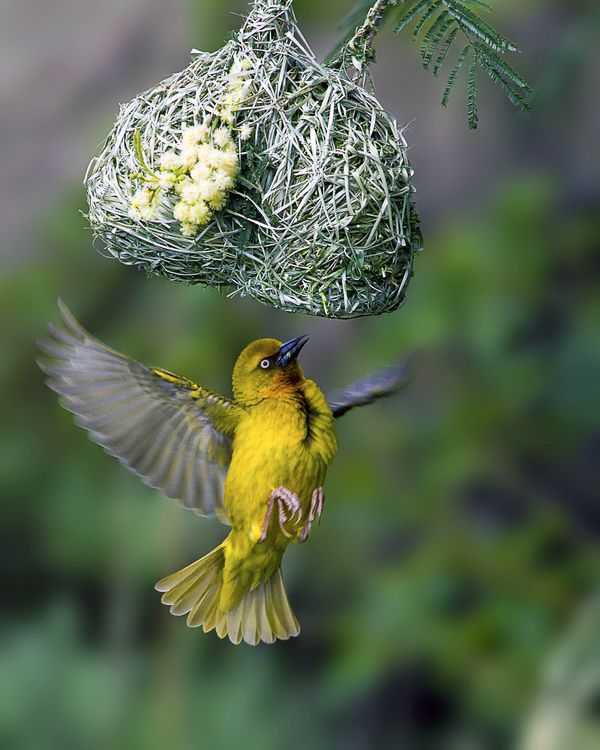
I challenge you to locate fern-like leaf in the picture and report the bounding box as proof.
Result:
[482,64,531,112]
[466,51,479,128]
[432,25,459,75]
[333,0,531,128]
[445,0,517,53]
[461,0,493,13]
[442,43,470,107]
[394,0,433,34]
[473,43,530,91]
[476,52,531,113]
[391,0,530,127]
[421,12,454,68]
[412,0,443,40]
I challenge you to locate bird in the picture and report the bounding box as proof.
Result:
[38,301,413,646]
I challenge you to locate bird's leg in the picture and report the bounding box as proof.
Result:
[298,487,325,544]
[258,486,302,542]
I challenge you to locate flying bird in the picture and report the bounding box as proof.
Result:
[38,301,412,645]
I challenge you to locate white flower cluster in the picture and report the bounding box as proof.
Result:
[128,57,254,236]
[163,125,239,236]
[129,186,159,222]
[217,57,253,125]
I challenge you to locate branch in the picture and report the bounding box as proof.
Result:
[327,0,395,76]
[331,0,531,128]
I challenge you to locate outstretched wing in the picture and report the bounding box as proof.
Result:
[38,301,242,522]
[326,353,414,418]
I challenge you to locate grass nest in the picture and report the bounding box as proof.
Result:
[86,0,421,318]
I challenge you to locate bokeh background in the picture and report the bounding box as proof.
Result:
[2,1,599,748]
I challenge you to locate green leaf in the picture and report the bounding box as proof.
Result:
[442,43,470,107]
[334,0,532,129]
[467,51,479,128]
[132,131,154,176]
[421,12,454,68]
[446,1,517,53]
[412,0,443,40]
[432,25,459,75]
[394,0,432,33]
[482,66,531,113]
[477,53,532,113]
[474,42,531,91]
[462,0,493,12]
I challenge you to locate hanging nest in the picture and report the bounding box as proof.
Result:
[86,0,422,318]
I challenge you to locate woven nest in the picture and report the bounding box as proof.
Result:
[86,0,421,318]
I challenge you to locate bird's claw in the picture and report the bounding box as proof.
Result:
[277,489,301,538]
[258,486,302,542]
[298,487,325,544]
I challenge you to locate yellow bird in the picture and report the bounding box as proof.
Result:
[38,301,412,645]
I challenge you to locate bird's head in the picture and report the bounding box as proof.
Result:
[232,335,309,405]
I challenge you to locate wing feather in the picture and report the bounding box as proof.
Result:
[327,353,415,418]
[38,301,241,522]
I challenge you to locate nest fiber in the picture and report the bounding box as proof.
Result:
[86,0,421,317]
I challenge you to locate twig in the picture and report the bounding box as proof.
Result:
[334,0,393,78]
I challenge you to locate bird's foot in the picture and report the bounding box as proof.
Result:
[258,486,302,542]
[298,487,325,544]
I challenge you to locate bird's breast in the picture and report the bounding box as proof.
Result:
[224,399,331,532]
[231,400,312,477]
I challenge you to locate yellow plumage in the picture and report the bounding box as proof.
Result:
[157,338,338,644]
[39,302,412,646]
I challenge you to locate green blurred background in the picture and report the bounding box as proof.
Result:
[2,1,599,748]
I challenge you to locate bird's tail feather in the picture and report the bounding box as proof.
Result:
[155,545,299,645]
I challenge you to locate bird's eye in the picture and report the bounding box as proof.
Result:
[259,358,271,370]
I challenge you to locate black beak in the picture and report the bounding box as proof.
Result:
[276,335,309,367]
